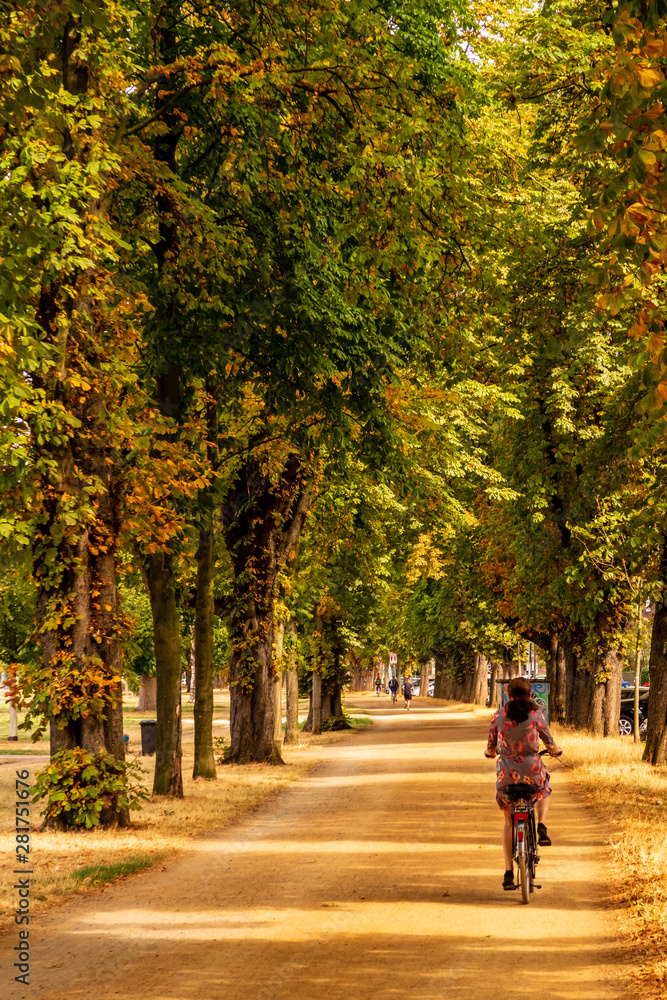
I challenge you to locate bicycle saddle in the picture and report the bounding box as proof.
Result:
[505,783,538,800]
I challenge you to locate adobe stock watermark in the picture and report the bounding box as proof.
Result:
[13,768,32,986]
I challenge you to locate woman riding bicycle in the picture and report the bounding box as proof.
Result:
[485,676,561,890]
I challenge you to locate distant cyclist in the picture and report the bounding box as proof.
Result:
[375,674,382,696]
[388,675,399,704]
[485,676,561,889]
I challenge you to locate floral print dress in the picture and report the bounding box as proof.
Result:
[487,706,556,809]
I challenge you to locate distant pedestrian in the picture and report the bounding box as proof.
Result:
[403,678,413,710]
[388,676,399,704]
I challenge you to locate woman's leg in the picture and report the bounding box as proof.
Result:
[502,809,513,871]
[536,796,550,826]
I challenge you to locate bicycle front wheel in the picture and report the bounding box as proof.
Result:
[518,855,530,904]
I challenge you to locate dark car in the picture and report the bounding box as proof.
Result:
[619,687,650,737]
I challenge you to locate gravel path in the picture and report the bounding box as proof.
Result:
[3,696,628,999]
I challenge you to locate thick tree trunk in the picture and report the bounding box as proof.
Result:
[223,453,314,764]
[193,524,216,780]
[138,674,157,711]
[273,621,285,748]
[554,643,567,724]
[563,639,578,724]
[571,666,594,731]
[419,660,429,697]
[39,530,126,822]
[146,551,183,797]
[644,539,667,762]
[589,654,605,736]
[645,569,667,763]
[433,654,448,699]
[602,648,623,737]
[321,690,333,721]
[228,598,281,764]
[331,683,342,718]
[468,654,487,705]
[488,661,500,708]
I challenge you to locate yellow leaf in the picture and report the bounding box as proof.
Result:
[636,67,664,89]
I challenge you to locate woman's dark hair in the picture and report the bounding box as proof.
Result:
[505,676,537,723]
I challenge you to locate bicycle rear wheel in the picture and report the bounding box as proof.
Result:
[518,855,529,904]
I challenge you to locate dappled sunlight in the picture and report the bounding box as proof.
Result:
[73,899,617,942]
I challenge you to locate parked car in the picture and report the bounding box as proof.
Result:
[411,679,435,697]
[619,687,650,737]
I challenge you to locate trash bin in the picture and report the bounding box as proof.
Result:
[139,719,157,756]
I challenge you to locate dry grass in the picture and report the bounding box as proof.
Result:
[547,725,667,994]
[0,693,369,936]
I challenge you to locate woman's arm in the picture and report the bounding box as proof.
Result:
[537,713,561,755]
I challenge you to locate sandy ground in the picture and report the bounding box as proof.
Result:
[2,696,630,1000]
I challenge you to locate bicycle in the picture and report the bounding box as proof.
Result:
[505,782,540,904]
[506,749,565,904]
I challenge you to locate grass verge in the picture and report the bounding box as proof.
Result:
[70,854,158,888]
[549,725,667,994]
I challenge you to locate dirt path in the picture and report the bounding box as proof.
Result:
[4,697,629,999]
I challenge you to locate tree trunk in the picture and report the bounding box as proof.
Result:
[547,633,559,722]
[273,621,285,748]
[554,643,566,723]
[321,690,333,721]
[419,660,429,697]
[331,683,342,718]
[563,639,578,724]
[38,531,127,822]
[223,453,314,764]
[138,674,157,711]
[187,630,196,704]
[433,654,448,699]
[645,559,667,763]
[602,648,623,737]
[188,659,196,703]
[146,551,183,797]
[193,524,216,780]
[8,704,18,741]
[589,655,605,736]
[284,622,300,745]
[571,666,594,731]
[469,653,487,705]
[488,661,500,708]
[312,671,322,735]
